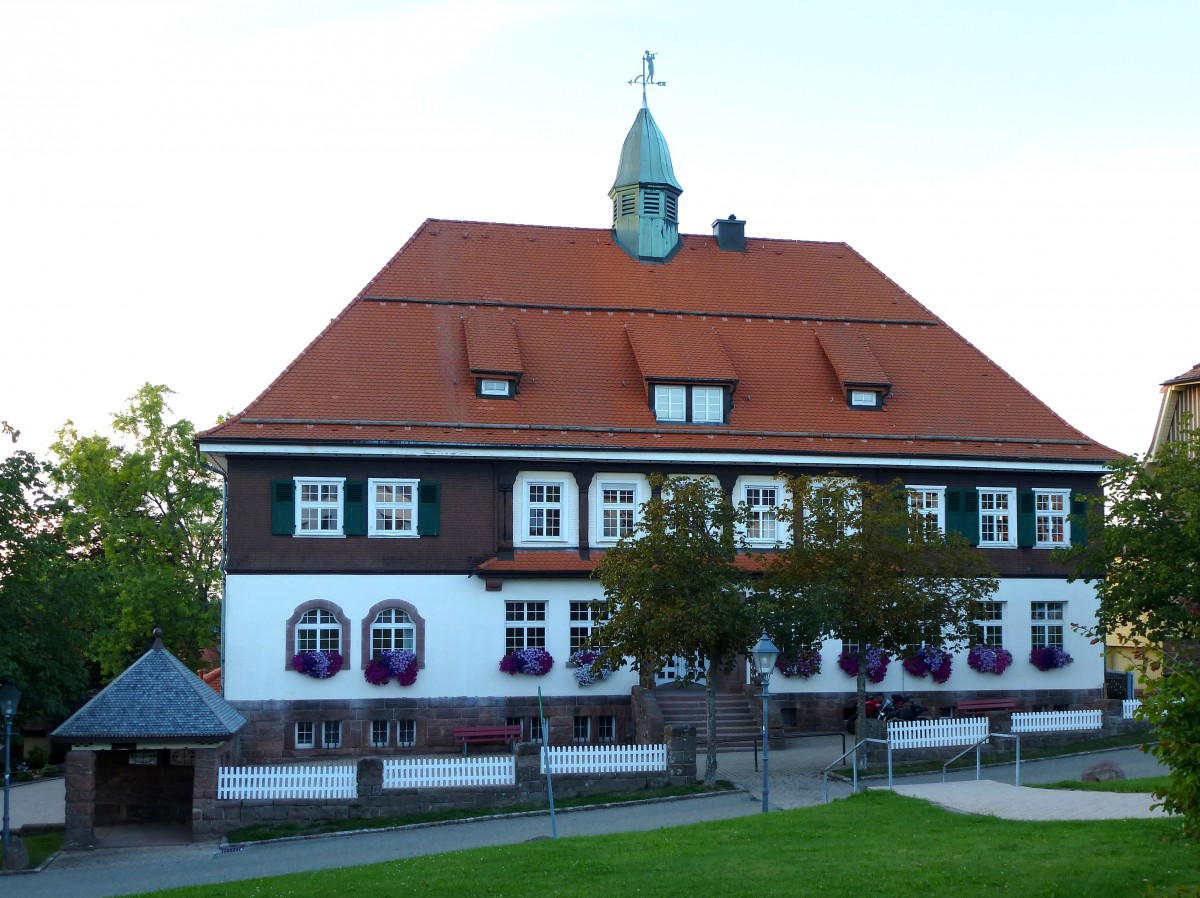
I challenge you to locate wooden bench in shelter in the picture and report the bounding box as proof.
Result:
[453,724,523,755]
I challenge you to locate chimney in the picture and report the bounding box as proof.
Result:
[712,214,746,252]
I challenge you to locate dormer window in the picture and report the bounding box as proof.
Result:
[653,384,727,424]
[478,378,515,398]
[848,389,883,409]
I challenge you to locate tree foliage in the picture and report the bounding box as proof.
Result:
[1066,424,1200,839]
[593,475,757,784]
[0,441,96,721]
[50,384,222,677]
[760,476,998,741]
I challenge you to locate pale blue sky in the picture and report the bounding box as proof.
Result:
[2,1,1197,459]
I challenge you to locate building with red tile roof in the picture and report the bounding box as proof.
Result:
[199,102,1117,762]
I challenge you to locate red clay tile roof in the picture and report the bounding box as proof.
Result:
[815,326,891,389]
[200,219,1117,464]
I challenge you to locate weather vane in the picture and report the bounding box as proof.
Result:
[628,50,666,108]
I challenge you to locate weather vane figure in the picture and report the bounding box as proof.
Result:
[628,50,666,108]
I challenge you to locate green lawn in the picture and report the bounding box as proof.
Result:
[1033,775,1171,794]
[133,791,1199,898]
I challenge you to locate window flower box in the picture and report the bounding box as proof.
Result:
[967,644,1013,675]
[775,646,822,679]
[499,647,554,676]
[838,646,890,683]
[364,649,419,686]
[291,649,344,679]
[568,650,613,686]
[902,646,953,684]
[1029,646,1073,671]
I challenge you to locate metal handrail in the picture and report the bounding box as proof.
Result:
[940,732,1023,785]
[822,738,887,803]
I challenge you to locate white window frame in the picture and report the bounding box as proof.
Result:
[1034,489,1071,548]
[573,715,591,744]
[295,608,341,654]
[505,600,547,653]
[743,482,781,545]
[653,385,687,422]
[978,487,1016,547]
[570,600,601,653]
[514,473,576,547]
[975,600,1004,646]
[479,378,513,397]
[367,478,419,538]
[370,720,389,748]
[1030,601,1065,649]
[295,477,345,537]
[849,389,880,408]
[598,715,616,743]
[691,386,724,423]
[396,719,416,747]
[595,479,641,543]
[370,608,415,657]
[526,481,564,540]
[295,722,314,750]
[322,720,342,749]
[907,485,946,535]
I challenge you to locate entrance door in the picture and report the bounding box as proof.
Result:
[655,655,708,686]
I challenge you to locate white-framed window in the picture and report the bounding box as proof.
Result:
[573,716,591,744]
[849,389,881,408]
[506,600,546,653]
[370,608,415,657]
[322,720,342,749]
[599,482,638,540]
[368,478,418,537]
[370,720,389,748]
[295,477,345,536]
[1034,489,1071,547]
[978,488,1016,547]
[975,601,1004,646]
[396,720,416,747]
[479,378,514,397]
[295,722,314,750]
[598,715,616,743]
[692,386,724,423]
[652,384,726,424]
[908,486,945,535]
[530,716,544,742]
[570,600,603,653]
[296,608,341,654]
[527,481,564,539]
[743,483,780,544]
[1031,601,1065,648]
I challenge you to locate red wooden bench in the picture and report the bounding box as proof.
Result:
[453,724,523,755]
[955,697,1017,717]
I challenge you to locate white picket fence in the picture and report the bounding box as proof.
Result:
[540,743,667,775]
[888,717,989,749]
[383,755,515,788]
[1123,699,1142,719]
[217,764,357,800]
[1010,710,1103,733]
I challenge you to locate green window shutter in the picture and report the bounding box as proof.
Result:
[417,481,441,536]
[947,489,980,544]
[344,481,366,536]
[271,480,295,535]
[1070,494,1089,546]
[1017,490,1036,547]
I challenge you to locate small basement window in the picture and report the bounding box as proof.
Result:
[478,378,515,398]
[848,389,882,409]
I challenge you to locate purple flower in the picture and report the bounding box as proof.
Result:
[291,650,344,679]
[1029,646,1073,671]
[500,647,554,676]
[569,650,613,686]
[364,649,419,686]
[838,646,890,683]
[776,646,822,679]
[967,644,1013,675]
[903,646,953,684]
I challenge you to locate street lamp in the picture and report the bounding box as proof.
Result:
[750,632,779,814]
[1,682,20,869]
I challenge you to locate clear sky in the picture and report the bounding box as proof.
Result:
[3,1,1197,461]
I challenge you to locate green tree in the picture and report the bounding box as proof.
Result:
[593,475,757,784]
[760,476,998,745]
[1067,425,1200,838]
[50,384,222,677]
[0,431,96,721]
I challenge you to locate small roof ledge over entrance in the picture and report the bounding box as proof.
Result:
[53,633,246,749]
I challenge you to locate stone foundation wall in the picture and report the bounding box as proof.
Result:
[194,725,698,840]
[229,694,636,763]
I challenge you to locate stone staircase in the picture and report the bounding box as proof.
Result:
[654,685,761,747]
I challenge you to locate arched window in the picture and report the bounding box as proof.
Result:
[371,608,414,656]
[284,600,350,670]
[359,600,426,670]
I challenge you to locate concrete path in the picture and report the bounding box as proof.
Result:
[1,740,1172,898]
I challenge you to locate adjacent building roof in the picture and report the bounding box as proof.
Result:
[52,636,246,746]
[1148,361,1200,458]
[200,219,1116,466]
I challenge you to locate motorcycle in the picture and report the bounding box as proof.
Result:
[879,693,931,722]
[844,694,885,733]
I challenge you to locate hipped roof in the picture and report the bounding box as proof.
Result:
[200,219,1116,465]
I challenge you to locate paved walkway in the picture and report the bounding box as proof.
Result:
[1,741,1171,898]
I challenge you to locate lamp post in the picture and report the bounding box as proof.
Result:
[750,632,779,814]
[1,682,20,869]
